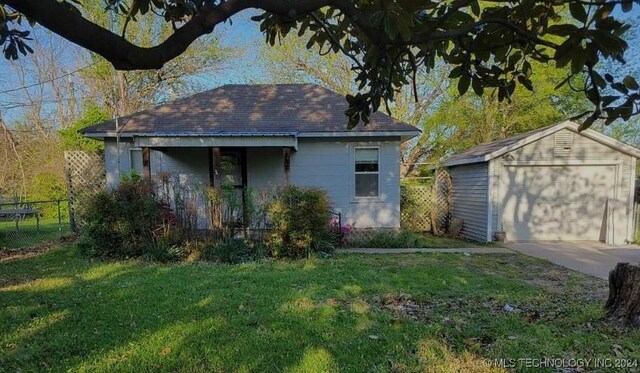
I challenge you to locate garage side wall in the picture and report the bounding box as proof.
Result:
[448,162,489,241]
[491,128,635,243]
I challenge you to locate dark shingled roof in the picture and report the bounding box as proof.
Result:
[442,123,558,166]
[82,83,419,136]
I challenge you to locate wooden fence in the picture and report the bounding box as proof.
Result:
[400,170,452,234]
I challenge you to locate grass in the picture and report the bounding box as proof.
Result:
[0,217,72,250]
[1,246,639,372]
[345,230,486,249]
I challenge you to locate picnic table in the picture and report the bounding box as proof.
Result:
[0,208,39,232]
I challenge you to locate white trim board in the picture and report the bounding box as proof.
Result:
[349,143,383,204]
[627,157,637,243]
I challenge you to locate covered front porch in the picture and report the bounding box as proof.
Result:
[104,136,296,229]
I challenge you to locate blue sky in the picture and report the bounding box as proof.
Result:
[0,7,639,123]
[215,9,265,85]
[0,9,265,121]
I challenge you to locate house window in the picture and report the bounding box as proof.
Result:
[355,147,379,197]
[130,148,143,175]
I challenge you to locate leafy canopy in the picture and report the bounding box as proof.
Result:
[59,104,110,152]
[2,0,639,128]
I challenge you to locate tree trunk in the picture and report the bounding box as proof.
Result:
[605,263,640,327]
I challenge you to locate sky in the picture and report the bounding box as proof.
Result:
[215,9,265,85]
[0,6,639,124]
[0,9,267,122]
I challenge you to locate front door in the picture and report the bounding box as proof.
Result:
[219,148,247,227]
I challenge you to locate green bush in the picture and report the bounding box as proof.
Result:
[250,241,270,260]
[180,240,208,261]
[266,186,334,259]
[77,175,181,259]
[144,232,184,262]
[203,238,250,264]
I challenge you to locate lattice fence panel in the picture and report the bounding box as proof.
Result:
[434,169,453,234]
[64,151,106,231]
[400,185,433,232]
[400,169,452,234]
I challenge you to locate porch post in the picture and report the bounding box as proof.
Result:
[209,147,222,229]
[283,148,291,186]
[142,147,151,178]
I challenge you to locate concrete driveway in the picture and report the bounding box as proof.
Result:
[505,241,640,279]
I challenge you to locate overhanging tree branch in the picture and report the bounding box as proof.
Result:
[1,0,638,128]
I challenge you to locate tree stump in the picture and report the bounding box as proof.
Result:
[605,263,640,327]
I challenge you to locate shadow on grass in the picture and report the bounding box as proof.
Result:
[0,248,637,372]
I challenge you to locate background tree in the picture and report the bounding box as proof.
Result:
[0,4,233,201]
[259,33,594,177]
[59,104,111,152]
[418,60,591,164]
[1,0,639,129]
[259,33,448,178]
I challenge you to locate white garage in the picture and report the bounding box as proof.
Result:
[443,120,640,244]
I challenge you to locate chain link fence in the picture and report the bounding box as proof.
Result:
[0,199,72,250]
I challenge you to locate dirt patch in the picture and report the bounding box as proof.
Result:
[371,293,433,322]
[464,254,609,301]
[372,292,594,330]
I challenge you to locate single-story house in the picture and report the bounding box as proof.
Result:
[443,120,640,244]
[82,83,420,229]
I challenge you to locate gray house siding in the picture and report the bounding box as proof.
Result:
[150,147,211,228]
[104,139,134,189]
[448,162,489,241]
[246,148,285,191]
[290,138,401,228]
[103,137,402,229]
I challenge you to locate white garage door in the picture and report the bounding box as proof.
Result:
[501,164,616,241]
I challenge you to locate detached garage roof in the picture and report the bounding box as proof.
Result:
[443,120,640,166]
[81,83,420,139]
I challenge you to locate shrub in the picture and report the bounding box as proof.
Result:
[250,241,270,260]
[203,238,250,264]
[181,240,208,261]
[266,186,334,258]
[77,175,180,259]
[144,230,184,262]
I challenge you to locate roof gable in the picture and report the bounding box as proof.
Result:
[82,84,419,139]
[443,120,640,166]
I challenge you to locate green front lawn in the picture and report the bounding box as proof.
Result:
[1,247,638,372]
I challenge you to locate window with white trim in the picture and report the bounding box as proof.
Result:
[354,147,379,197]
